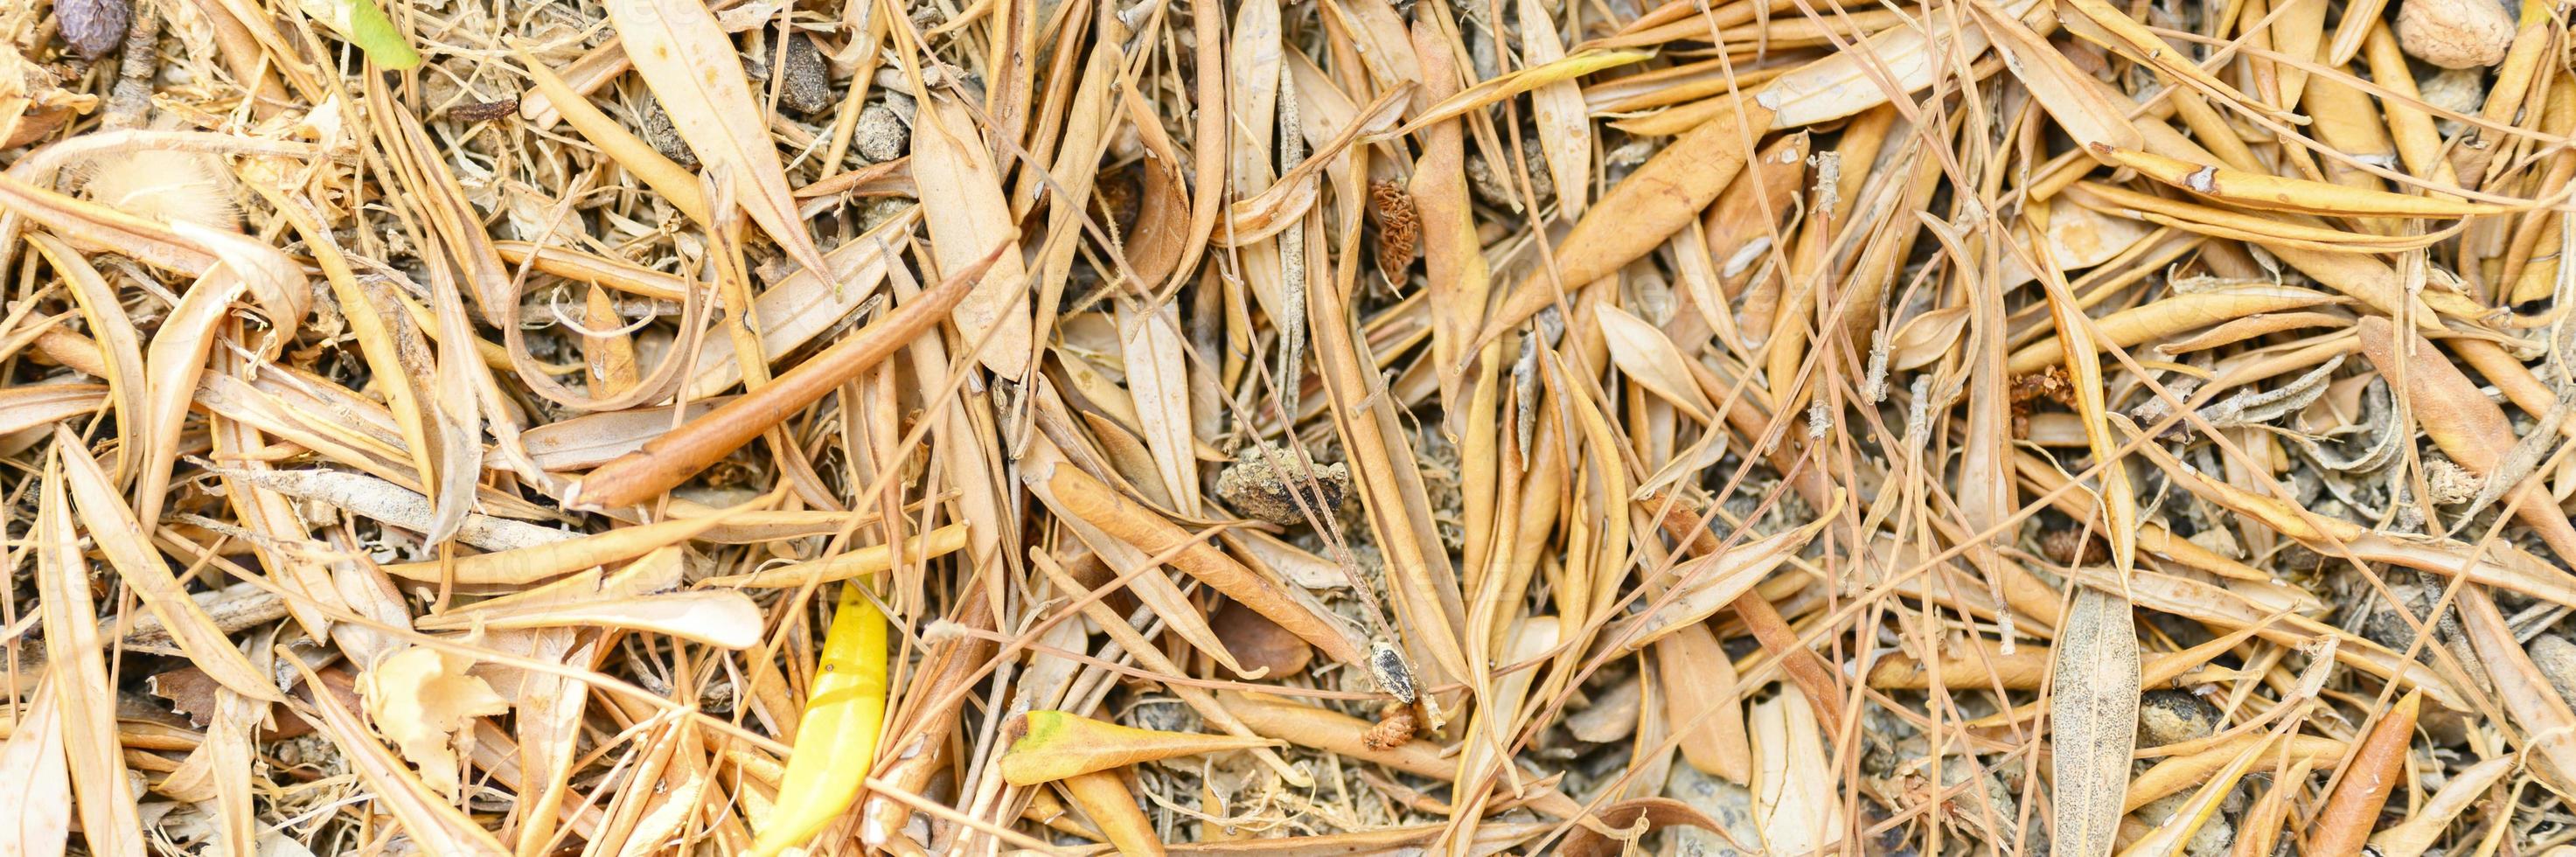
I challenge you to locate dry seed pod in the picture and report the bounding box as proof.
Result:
[1361,703,1421,749]
[2395,0,2515,68]
[1370,179,1420,282]
[55,0,130,59]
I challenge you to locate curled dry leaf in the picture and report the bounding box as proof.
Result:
[359,646,509,799]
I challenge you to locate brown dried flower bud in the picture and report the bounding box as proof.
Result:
[1370,179,1419,283]
[56,0,131,60]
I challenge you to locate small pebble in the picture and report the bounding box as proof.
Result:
[2532,634,2576,705]
[56,0,130,60]
[2136,688,2222,747]
[2419,67,2488,137]
[1464,137,1554,212]
[854,103,909,163]
[1660,765,1763,856]
[2396,0,2517,68]
[776,33,833,115]
[637,95,699,168]
[2134,792,2236,857]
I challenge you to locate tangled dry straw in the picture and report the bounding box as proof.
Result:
[6,0,2576,852]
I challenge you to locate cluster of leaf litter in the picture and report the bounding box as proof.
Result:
[12,0,2576,851]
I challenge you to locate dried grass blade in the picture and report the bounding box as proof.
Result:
[35,456,145,856]
[1750,685,1841,854]
[2118,732,2279,856]
[2058,0,2287,119]
[382,492,774,586]
[700,525,970,588]
[1392,49,1651,138]
[2457,589,2576,798]
[2127,735,2349,810]
[1026,437,1252,678]
[1034,459,1366,665]
[55,431,280,701]
[1598,303,1717,422]
[684,210,920,397]
[416,591,762,649]
[2370,756,2515,857]
[1751,0,2023,128]
[2029,229,2137,578]
[0,171,215,274]
[572,244,992,510]
[2005,284,2343,374]
[1120,301,1201,514]
[1405,31,1481,422]
[2063,182,2447,254]
[1618,508,1834,651]
[1518,0,1591,215]
[2231,757,2315,857]
[512,45,712,226]
[135,261,301,531]
[1971,0,2144,151]
[1060,770,1166,856]
[1657,625,1751,783]
[0,385,107,435]
[1536,98,1777,301]
[999,710,1278,786]
[2093,144,2512,216]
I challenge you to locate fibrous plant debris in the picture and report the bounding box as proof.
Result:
[9,0,2576,852]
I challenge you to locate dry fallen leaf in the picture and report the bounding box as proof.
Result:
[359,646,511,798]
[3,0,2569,850]
[999,710,1280,786]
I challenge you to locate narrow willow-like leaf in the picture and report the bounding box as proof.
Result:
[2050,586,2141,857]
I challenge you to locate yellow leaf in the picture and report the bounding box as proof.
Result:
[750,584,890,857]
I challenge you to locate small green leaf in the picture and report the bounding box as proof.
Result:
[299,0,422,69]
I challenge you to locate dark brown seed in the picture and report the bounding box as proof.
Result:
[57,0,131,59]
[2039,527,2110,566]
[442,97,521,123]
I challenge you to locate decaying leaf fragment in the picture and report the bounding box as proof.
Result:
[2050,586,2140,857]
[359,646,511,798]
